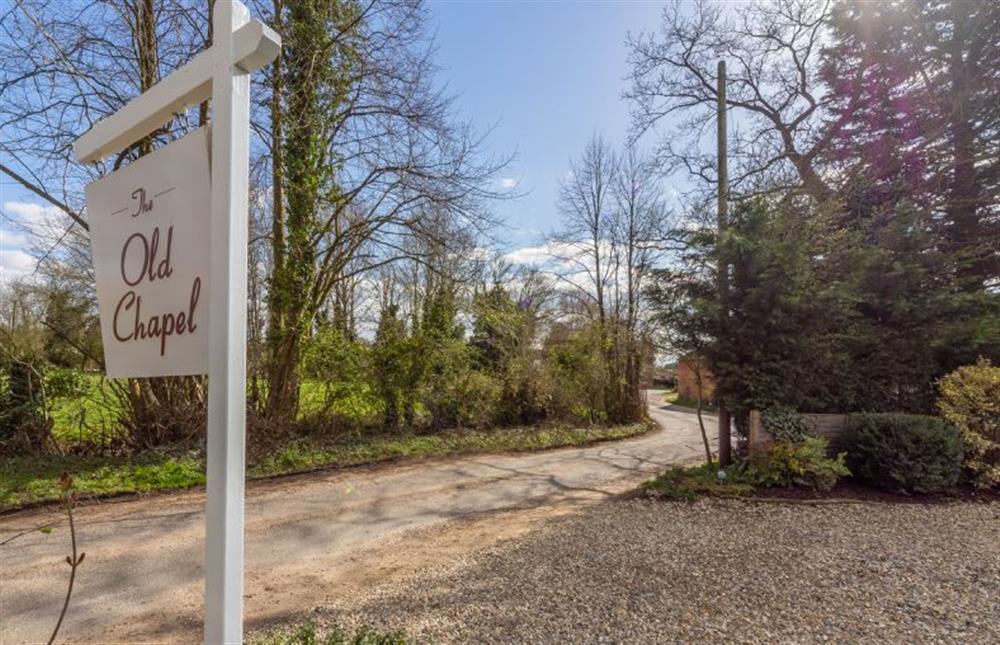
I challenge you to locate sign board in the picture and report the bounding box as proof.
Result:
[75,2,279,641]
[86,128,211,377]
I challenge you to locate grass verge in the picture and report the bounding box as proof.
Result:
[2,422,651,511]
[642,462,755,500]
[660,389,716,411]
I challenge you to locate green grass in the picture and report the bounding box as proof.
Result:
[661,389,716,412]
[1,453,204,510]
[1,422,651,511]
[250,422,650,477]
[252,621,410,645]
[46,375,380,445]
[643,462,755,500]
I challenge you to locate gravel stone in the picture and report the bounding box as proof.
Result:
[319,498,1000,644]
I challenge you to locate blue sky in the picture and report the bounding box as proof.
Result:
[1,1,670,282]
[428,0,666,248]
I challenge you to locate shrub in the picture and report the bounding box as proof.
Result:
[762,405,810,442]
[848,413,962,493]
[937,359,1000,489]
[748,437,849,491]
[452,370,502,429]
[643,463,755,500]
[45,368,88,400]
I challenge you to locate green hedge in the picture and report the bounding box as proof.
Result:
[848,413,962,493]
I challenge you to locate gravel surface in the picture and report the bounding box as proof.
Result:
[315,498,1000,644]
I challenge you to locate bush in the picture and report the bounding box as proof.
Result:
[644,463,755,500]
[762,405,810,442]
[749,437,849,491]
[452,370,501,429]
[848,413,962,493]
[45,368,88,400]
[937,359,1000,490]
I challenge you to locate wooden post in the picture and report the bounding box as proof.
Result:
[748,409,762,452]
[716,60,732,466]
[204,1,250,643]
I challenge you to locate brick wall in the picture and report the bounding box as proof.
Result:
[676,356,716,403]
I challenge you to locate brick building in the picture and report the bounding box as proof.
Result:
[676,354,716,403]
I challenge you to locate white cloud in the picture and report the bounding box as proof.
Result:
[0,248,36,282]
[0,200,70,283]
[3,200,64,223]
[2,200,69,246]
[505,240,608,269]
[0,227,28,248]
[504,243,553,266]
[497,177,518,190]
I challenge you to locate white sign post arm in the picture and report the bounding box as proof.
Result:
[205,1,251,644]
[74,19,279,165]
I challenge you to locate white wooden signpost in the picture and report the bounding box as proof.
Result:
[75,2,280,643]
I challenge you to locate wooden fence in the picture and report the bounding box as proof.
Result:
[748,411,852,452]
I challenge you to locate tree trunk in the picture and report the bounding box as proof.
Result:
[694,362,713,466]
[946,2,985,290]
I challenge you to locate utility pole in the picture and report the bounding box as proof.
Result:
[716,59,732,466]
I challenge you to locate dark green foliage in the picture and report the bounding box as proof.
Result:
[823,0,1000,290]
[544,324,608,424]
[470,286,549,425]
[762,406,810,443]
[648,194,999,432]
[41,287,102,369]
[0,360,51,451]
[748,438,850,492]
[371,305,409,430]
[409,286,470,431]
[366,287,639,433]
[650,199,859,418]
[849,413,963,493]
[642,1,1000,435]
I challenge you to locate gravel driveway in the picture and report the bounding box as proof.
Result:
[314,498,1000,644]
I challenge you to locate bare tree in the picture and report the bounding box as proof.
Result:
[626,0,861,206]
[551,134,618,323]
[610,145,668,414]
[550,136,667,421]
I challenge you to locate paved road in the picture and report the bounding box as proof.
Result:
[0,393,717,643]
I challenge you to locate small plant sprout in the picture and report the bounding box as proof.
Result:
[47,472,84,645]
